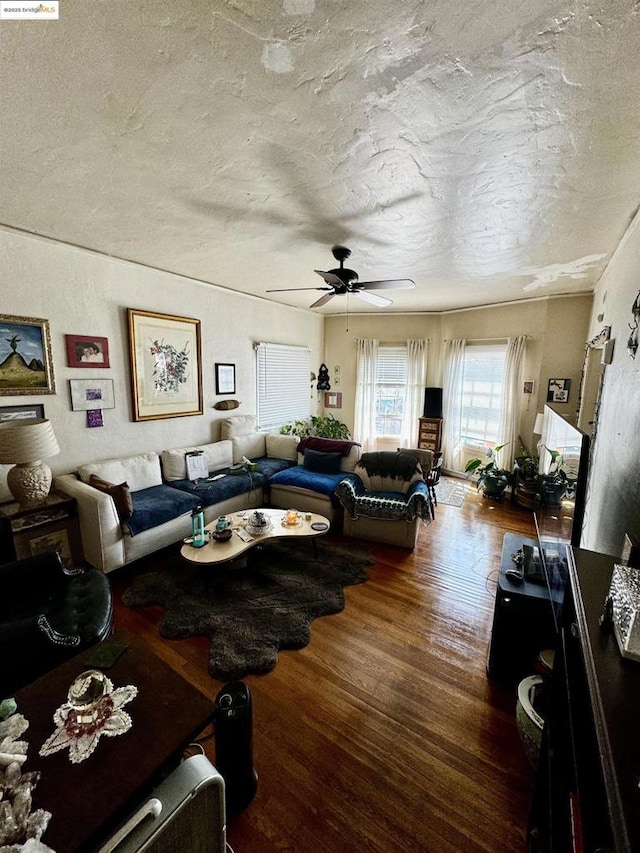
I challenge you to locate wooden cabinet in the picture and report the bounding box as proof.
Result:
[0,492,83,568]
[417,417,442,453]
[528,547,639,852]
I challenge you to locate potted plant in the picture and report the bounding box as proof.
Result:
[537,447,576,507]
[280,414,351,440]
[464,444,512,499]
[513,445,540,509]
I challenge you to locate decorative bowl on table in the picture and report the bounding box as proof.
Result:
[213,528,233,542]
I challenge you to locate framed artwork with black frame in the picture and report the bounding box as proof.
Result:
[547,378,571,403]
[215,363,236,395]
[0,404,45,422]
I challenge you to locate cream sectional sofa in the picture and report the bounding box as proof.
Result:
[54,416,361,574]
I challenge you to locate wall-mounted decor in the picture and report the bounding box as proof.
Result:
[69,379,115,411]
[65,334,110,368]
[627,290,640,359]
[215,363,236,395]
[214,399,240,410]
[0,404,45,422]
[0,314,55,395]
[324,391,342,409]
[547,378,571,403]
[523,380,535,395]
[128,309,203,421]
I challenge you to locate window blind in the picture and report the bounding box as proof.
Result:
[255,342,310,431]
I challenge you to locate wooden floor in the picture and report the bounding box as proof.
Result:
[112,485,538,853]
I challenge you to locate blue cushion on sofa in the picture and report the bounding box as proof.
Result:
[124,484,201,536]
[269,466,358,506]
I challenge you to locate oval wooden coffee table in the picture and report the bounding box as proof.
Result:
[180,507,330,565]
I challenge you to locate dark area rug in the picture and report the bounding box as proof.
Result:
[122,539,373,681]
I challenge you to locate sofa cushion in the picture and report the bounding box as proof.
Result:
[253,456,296,478]
[162,440,233,481]
[303,448,342,474]
[89,475,134,521]
[123,484,201,536]
[231,434,266,463]
[78,452,162,492]
[269,466,357,506]
[266,433,298,461]
[296,437,361,472]
[168,469,267,507]
[220,415,256,439]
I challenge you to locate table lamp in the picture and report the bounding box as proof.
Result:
[0,418,61,507]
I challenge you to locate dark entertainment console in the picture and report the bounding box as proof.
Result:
[487,533,559,683]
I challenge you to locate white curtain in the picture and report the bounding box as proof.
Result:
[497,335,526,470]
[399,339,426,448]
[354,339,378,451]
[441,339,466,472]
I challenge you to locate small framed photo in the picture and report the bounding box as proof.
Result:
[66,335,110,368]
[324,391,342,409]
[69,378,115,411]
[523,380,535,395]
[215,363,236,395]
[547,378,571,403]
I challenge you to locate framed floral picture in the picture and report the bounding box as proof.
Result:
[65,334,110,368]
[127,309,203,421]
[0,314,55,395]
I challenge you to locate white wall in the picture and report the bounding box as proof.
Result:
[582,210,640,556]
[323,296,592,453]
[0,228,323,482]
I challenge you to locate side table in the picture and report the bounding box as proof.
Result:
[0,491,84,568]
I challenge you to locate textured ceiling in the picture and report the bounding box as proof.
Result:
[2,0,640,314]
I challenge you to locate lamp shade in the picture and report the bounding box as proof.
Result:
[533,413,544,435]
[0,418,60,464]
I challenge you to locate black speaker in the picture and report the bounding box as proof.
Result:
[423,387,443,419]
[214,681,258,814]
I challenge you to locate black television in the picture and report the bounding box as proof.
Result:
[536,404,591,548]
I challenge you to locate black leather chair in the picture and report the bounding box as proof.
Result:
[0,552,113,694]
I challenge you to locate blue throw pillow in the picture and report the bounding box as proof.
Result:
[303,448,342,474]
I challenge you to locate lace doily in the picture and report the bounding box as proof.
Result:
[39,671,138,764]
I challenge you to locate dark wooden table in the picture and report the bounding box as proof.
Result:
[14,629,215,852]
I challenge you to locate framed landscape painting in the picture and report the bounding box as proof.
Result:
[0,315,55,395]
[127,308,203,421]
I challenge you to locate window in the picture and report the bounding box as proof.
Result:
[374,345,407,436]
[460,343,507,447]
[255,342,310,431]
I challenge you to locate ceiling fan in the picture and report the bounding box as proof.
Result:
[267,246,416,308]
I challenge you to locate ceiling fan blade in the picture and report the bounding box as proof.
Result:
[310,292,336,308]
[266,286,331,292]
[314,270,343,286]
[352,290,393,307]
[357,278,415,291]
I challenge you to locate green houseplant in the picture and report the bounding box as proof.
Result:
[464,444,512,499]
[513,445,540,509]
[537,447,576,507]
[280,414,351,440]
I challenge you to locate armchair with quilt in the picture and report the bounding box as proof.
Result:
[0,552,113,694]
[335,451,433,549]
